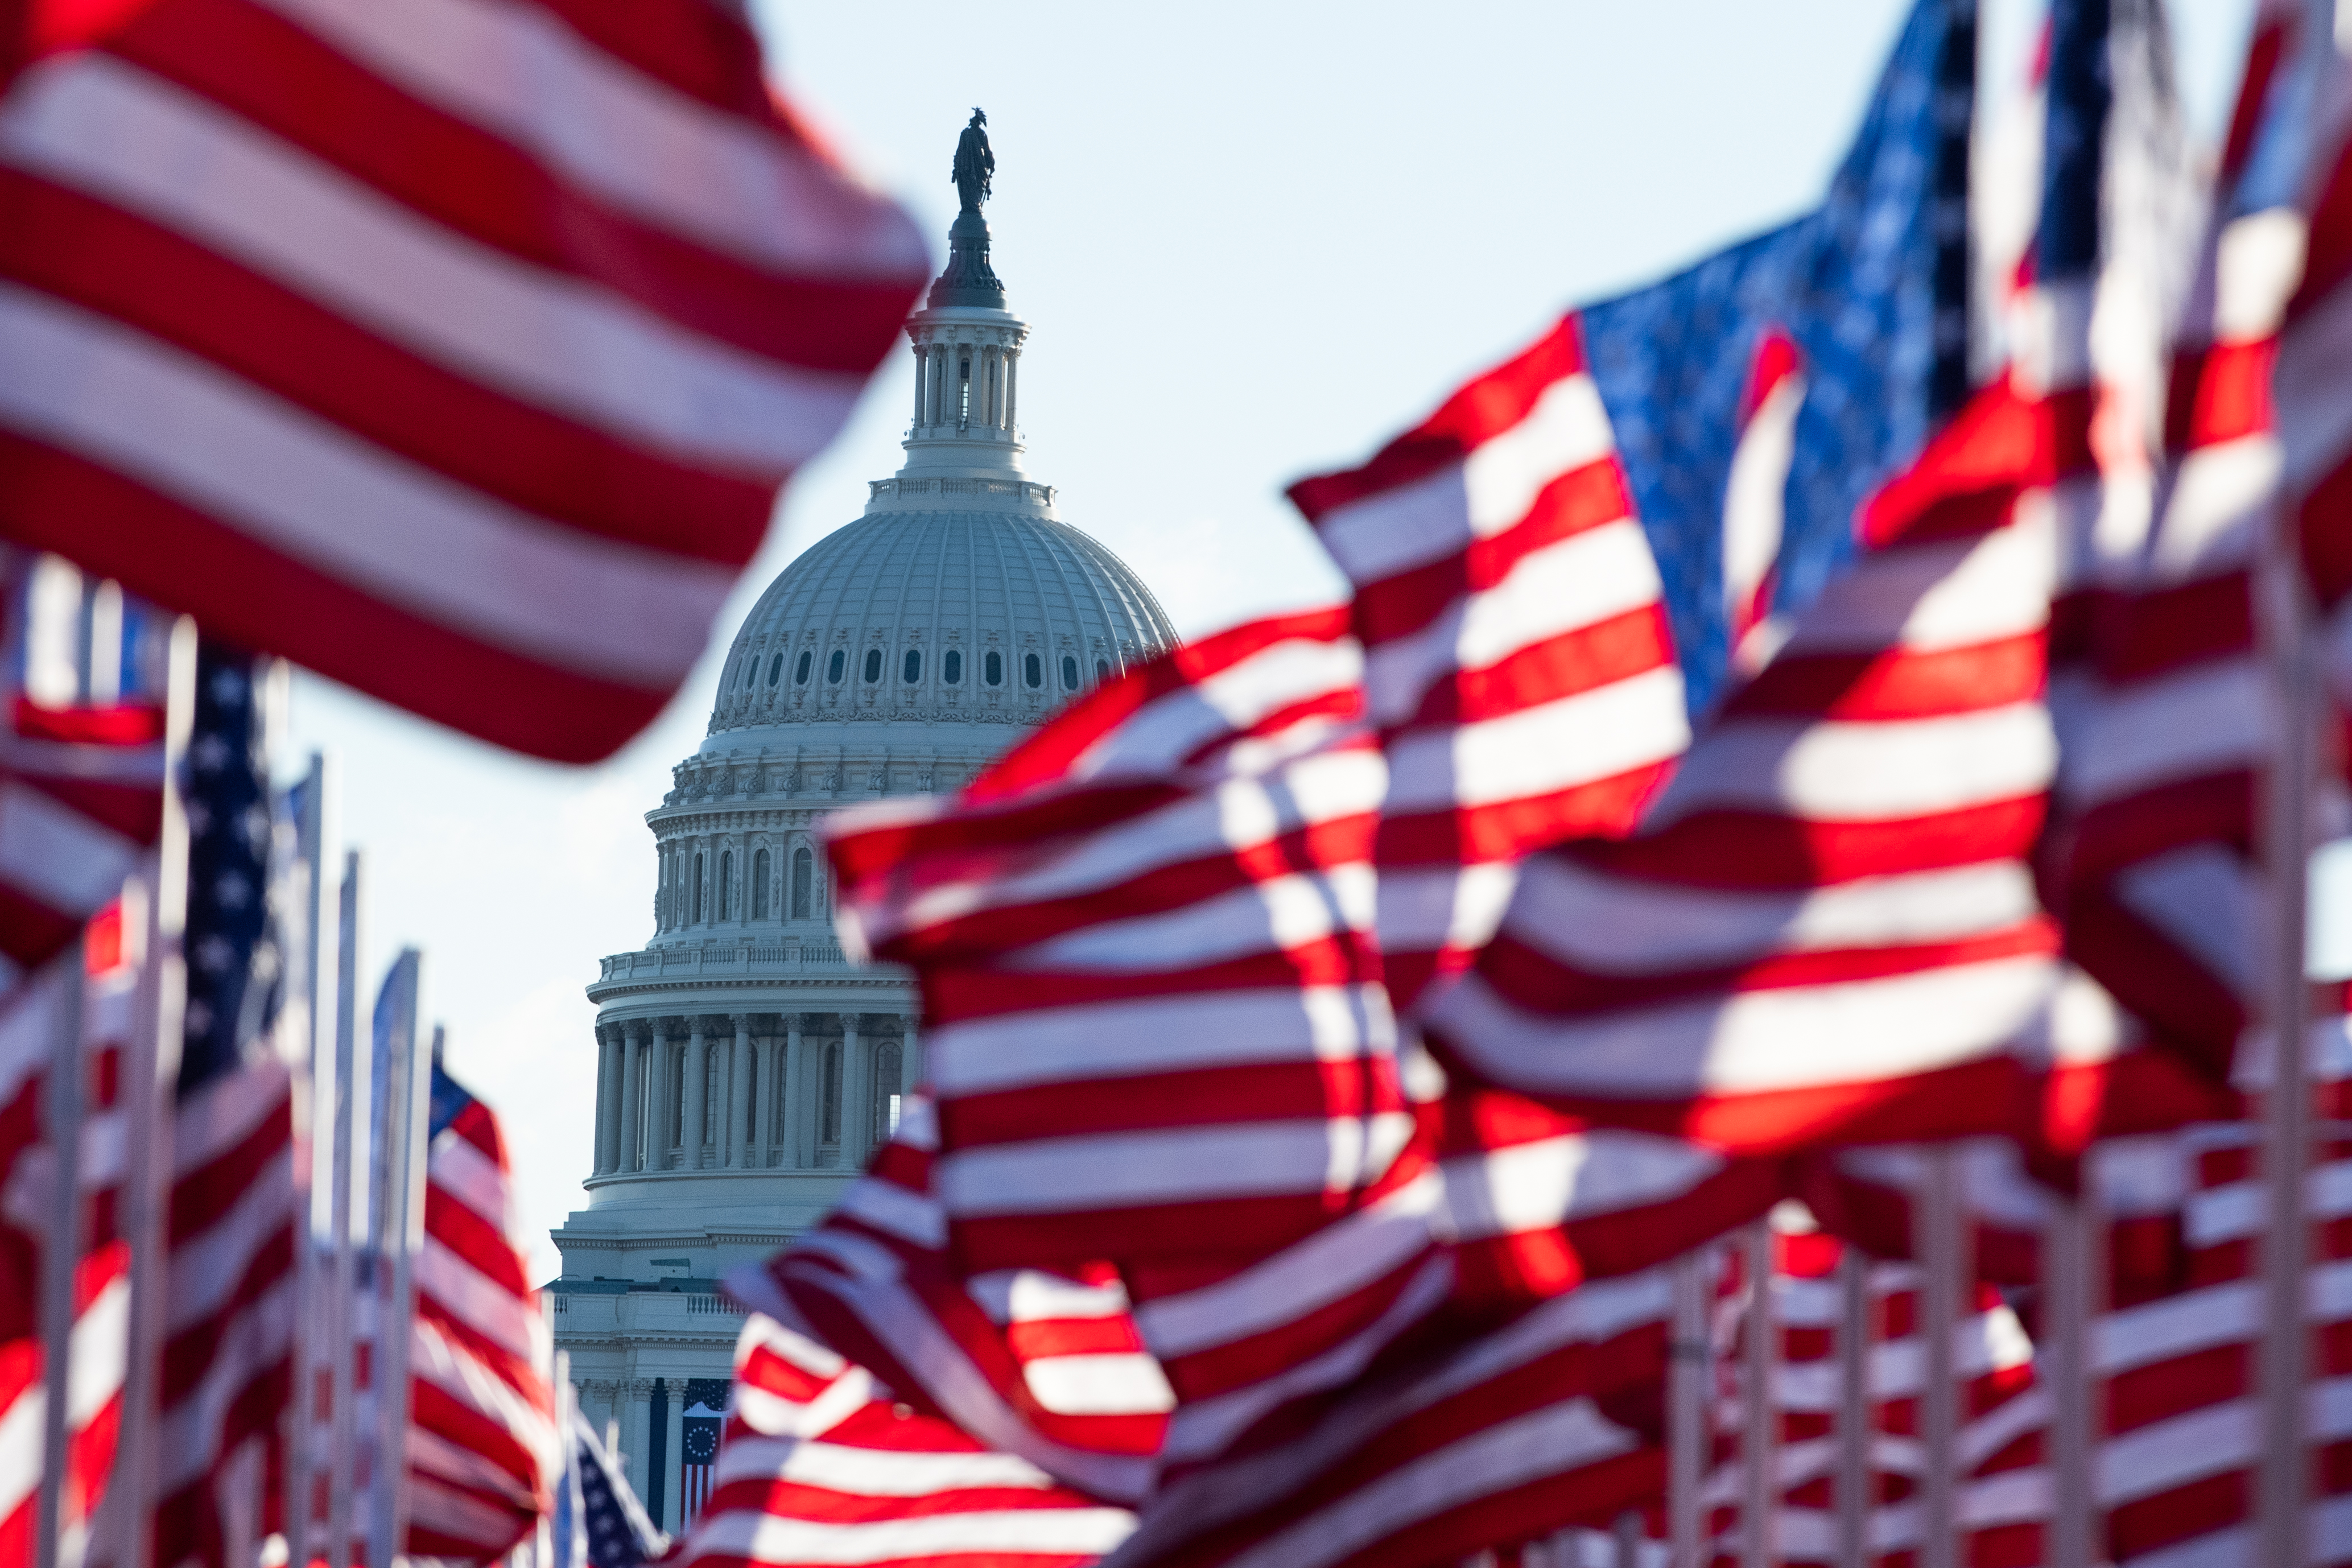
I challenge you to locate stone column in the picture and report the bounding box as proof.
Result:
[785,1015,811,1167]
[753,1028,778,1167]
[1005,348,1019,434]
[617,1025,645,1173]
[683,1018,709,1170]
[648,1023,675,1170]
[726,1014,753,1167]
[622,1377,655,1520]
[911,341,926,427]
[840,1012,867,1167]
[661,1381,686,1533]
[589,1026,613,1174]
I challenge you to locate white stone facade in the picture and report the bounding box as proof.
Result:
[549,213,1174,1531]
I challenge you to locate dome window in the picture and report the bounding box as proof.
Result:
[719,850,734,920]
[796,651,814,684]
[753,848,770,919]
[1061,655,1079,690]
[1025,653,1042,689]
[827,649,845,683]
[872,1039,903,1145]
[692,855,705,924]
[903,649,922,684]
[944,649,963,685]
[1096,659,1111,680]
[766,653,782,686]
[864,649,883,683]
[985,651,1002,686]
[790,846,814,920]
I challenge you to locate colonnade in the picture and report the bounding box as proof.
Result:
[590,1010,918,1178]
[913,335,1018,434]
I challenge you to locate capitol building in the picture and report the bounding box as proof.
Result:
[546,121,1175,1533]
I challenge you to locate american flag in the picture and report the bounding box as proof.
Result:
[150,641,298,1568]
[0,556,163,993]
[0,906,133,1568]
[1697,1213,2049,1566]
[1283,0,1975,1014]
[562,1408,662,1568]
[670,1313,1136,1568]
[726,1094,1172,1508]
[1417,0,2208,1158]
[0,0,927,764]
[827,606,1405,1276]
[403,1059,558,1563]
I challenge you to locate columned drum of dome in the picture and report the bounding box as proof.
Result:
[547,112,1173,1534]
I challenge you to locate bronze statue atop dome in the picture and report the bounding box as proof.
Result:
[952,108,994,212]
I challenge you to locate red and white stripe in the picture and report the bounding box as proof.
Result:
[1286,318,1689,1012]
[0,910,133,1568]
[1699,1214,2048,1567]
[2093,1125,2352,1563]
[150,1050,296,1568]
[1722,331,1806,675]
[1100,1267,1674,1568]
[0,688,162,992]
[670,1313,1136,1568]
[728,1094,1173,1508]
[827,610,1413,1274]
[1422,369,2071,1156]
[404,1075,559,1564]
[2050,0,2300,1081]
[2280,0,2352,720]
[0,0,926,764]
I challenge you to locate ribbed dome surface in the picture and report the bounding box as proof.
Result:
[705,508,1176,740]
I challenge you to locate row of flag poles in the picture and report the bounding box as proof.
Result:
[0,555,671,1568]
[6,2,2352,1568]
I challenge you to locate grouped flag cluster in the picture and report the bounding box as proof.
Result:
[0,0,925,1564]
[5,1,2352,1567]
[679,3,2352,1567]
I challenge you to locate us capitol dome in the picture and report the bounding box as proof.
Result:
[548,112,1174,1529]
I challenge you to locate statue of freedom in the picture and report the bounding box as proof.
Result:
[952,108,995,212]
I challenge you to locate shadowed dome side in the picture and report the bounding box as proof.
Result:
[705,507,1176,741]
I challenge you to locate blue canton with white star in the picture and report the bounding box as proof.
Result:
[1579,0,1976,715]
[179,641,281,1099]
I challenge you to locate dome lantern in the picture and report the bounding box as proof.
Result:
[897,108,1032,489]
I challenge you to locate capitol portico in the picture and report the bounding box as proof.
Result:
[548,113,1176,1533]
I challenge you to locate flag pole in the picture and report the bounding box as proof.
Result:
[34,933,86,1568]
[1916,1147,1965,1568]
[1832,1246,1868,1568]
[2044,1168,2103,1568]
[108,616,196,1568]
[1668,1248,1711,1568]
[2255,422,2320,1568]
[1739,1222,1776,1568]
[368,964,428,1568]
[286,753,330,1568]
[326,854,362,1568]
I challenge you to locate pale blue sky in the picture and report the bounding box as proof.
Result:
[285,1,2261,1278]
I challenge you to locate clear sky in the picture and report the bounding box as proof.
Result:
[284,1,2259,1281]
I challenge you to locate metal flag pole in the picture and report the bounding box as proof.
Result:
[285,753,330,1568]
[1739,1223,1777,1568]
[1668,1247,1712,1568]
[108,616,196,1568]
[34,935,87,1568]
[369,964,428,1568]
[326,853,362,1568]
[2044,1167,2105,1568]
[2256,407,2321,1568]
[1916,1148,1966,1568]
[1832,1247,1870,1568]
